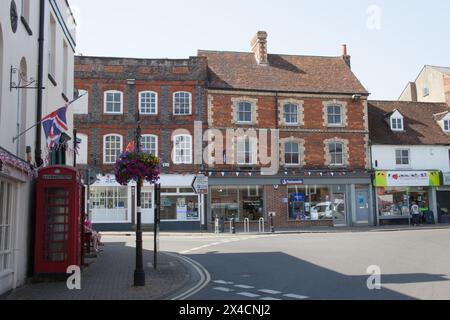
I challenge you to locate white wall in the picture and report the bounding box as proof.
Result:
[77,133,88,164]
[372,145,450,172]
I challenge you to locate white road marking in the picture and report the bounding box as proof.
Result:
[259,289,282,295]
[213,287,234,293]
[260,297,281,301]
[284,293,309,299]
[213,280,234,285]
[237,292,260,298]
[234,284,254,289]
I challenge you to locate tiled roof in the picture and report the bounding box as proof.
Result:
[369,100,450,145]
[198,50,368,95]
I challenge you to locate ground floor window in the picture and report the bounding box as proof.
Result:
[141,191,153,209]
[287,185,342,221]
[90,186,128,222]
[211,186,264,221]
[0,180,14,272]
[160,195,199,221]
[377,187,430,217]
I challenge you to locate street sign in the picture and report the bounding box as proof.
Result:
[192,175,209,194]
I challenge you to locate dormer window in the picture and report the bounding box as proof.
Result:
[444,120,450,133]
[391,118,404,131]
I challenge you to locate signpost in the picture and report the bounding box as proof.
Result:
[192,175,209,195]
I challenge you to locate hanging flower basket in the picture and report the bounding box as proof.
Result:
[114,151,161,186]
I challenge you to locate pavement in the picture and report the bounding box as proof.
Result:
[5,241,204,300]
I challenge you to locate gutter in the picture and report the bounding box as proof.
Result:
[35,0,45,167]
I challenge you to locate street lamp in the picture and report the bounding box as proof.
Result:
[134,124,145,287]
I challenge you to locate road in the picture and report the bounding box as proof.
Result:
[106,229,450,300]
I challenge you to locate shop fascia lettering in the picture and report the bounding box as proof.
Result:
[374,171,441,188]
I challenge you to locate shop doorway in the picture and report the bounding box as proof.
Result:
[355,189,370,224]
[141,190,154,224]
[437,191,450,224]
[332,193,347,226]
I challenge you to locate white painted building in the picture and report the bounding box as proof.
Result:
[0,0,76,295]
[369,101,450,226]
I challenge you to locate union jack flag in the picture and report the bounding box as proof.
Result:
[42,105,68,148]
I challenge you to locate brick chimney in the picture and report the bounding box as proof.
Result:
[251,31,269,66]
[410,82,418,102]
[342,44,351,68]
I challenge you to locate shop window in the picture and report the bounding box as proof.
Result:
[89,187,128,222]
[211,186,264,221]
[0,180,14,272]
[161,188,177,193]
[377,187,430,218]
[179,188,194,193]
[395,149,410,166]
[288,185,343,221]
[160,195,198,221]
[141,192,153,209]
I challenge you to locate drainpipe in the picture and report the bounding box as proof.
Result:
[35,0,45,168]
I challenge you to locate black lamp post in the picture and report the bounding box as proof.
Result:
[134,124,145,287]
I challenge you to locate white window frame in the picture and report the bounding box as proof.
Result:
[173,91,192,116]
[0,179,15,274]
[444,119,450,133]
[103,134,123,164]
[284,142,300,165]
[104,90,123,114]
[284,104,299,125]
[327,105,343,126]
[329,142,345,166]
[173,134,193,164]
[141,134,158,156]
[237,102,253,124]
[139,91,158,115]
[391,117,404,131]
[141,191,153,209]
[395,149,410,167]
[236,136,257,165]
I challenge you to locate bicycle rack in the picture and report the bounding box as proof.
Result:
[259,218,265,233]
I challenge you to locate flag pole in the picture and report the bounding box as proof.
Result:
[12,93,87,143]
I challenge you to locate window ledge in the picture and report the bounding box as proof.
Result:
[21,16,33,35]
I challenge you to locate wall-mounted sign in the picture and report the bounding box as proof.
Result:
[374,171,441,187]
[443,173,450,186]
[281,179,304,185]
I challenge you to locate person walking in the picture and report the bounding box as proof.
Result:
[410,202,421,226]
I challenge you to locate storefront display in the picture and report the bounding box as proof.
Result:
[376,187,430,217]
[90,186,128,222]
[211,186,264,221]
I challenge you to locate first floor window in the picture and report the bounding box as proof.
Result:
[284,104,299,125]
[174,135,192,164]
[237,137,256,165]
[237,102,253,123]
[395,149,410,166]
[327,105,343,126]
[104,91,123,114]
[173,92,192,115]
[140,91,157,114]
[141,135,158,156]
[329,142,344,166]
[104,135,122,164]
[284,142,300,165]
[0,180,14,272]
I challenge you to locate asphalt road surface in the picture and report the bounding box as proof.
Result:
[110,229,450,300]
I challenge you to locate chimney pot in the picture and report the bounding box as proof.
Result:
[251,31,269,66]
[341,44,351,68]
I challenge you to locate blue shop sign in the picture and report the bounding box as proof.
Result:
[290,193,305,202]
[281,179,304,185]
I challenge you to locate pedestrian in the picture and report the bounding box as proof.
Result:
[410,202,421,226]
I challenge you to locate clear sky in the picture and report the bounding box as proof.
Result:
[69,0,450,100]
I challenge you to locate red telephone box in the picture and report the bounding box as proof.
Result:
[34,166,84,274]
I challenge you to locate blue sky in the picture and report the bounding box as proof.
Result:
[70,0,450,100]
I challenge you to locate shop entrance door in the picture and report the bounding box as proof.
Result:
[355,189,370,224]
[332,193,347,226]
[141,190,154,224]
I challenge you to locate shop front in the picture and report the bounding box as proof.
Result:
[437,173,450,224]
[207,172,373,230]
[374,171,440,225]
[88,174,204,231]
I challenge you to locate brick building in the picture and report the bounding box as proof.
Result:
[73,56,208,231]
[200,31,374,229]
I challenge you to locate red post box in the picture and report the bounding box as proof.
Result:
[34,166,84,274]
